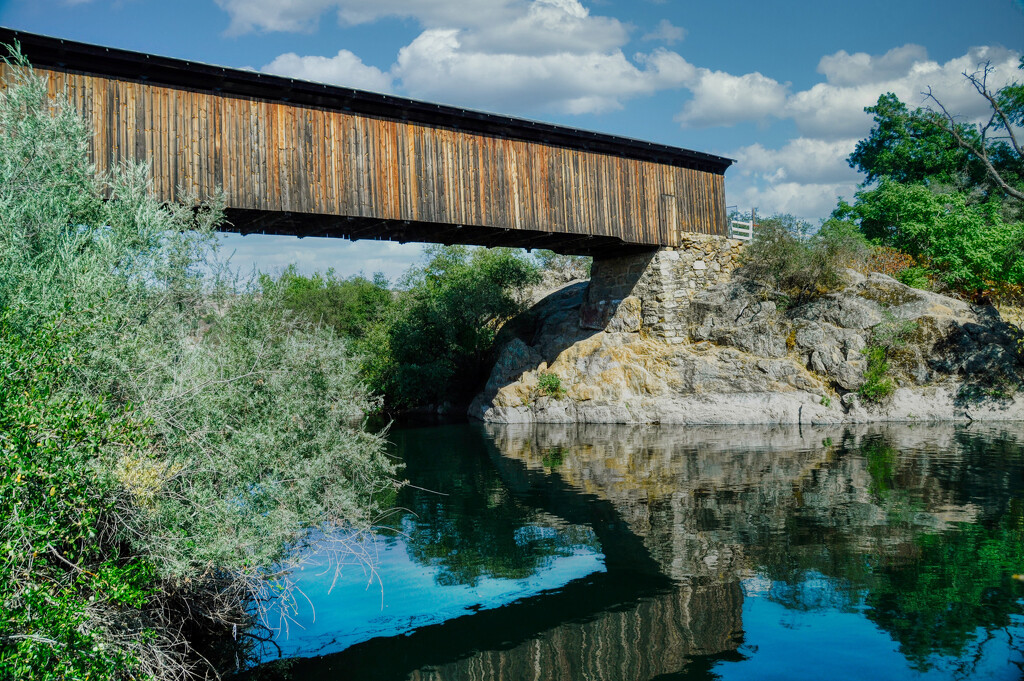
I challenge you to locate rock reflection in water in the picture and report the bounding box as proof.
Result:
[482,422,1024,677]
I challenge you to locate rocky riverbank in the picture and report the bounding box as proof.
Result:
[470,266,1024,424]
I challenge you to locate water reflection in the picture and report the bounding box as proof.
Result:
[252,423,1024,681]
[380,426,601,587]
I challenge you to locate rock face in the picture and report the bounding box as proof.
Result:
[470,250,1024,424]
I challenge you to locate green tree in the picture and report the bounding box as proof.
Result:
[849,93,984,188]
[0,314,159,680]
[849,59,1024,202]
[741,214,869,304]
[363,245,540,412]
[836,181,1024,289]
[261,265,392,340]
[840,59,1024,291]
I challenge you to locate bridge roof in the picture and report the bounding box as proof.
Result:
[0,26,733,175]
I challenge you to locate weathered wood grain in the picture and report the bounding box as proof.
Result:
[0,63,729,246]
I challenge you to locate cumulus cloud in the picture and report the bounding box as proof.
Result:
[675,69,788,128]
[219,233,424,281]
[726,138,862,221]
[676,43,1021,140]
[215,0,337,34]
[642,19,685,45]
[724,44,1022,221]
[786,45,1021,139]
[257,0,693,115]
[729,180,856,223]
[394,31,689,113]
[734,138,861,186]
[218,0,542,35]
[457,0,630,56]
[817,44,928,86]
[262,50,394,93]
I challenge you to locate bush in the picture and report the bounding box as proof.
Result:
[896,266,931,290]
[859,346,896,403]
[363,245,541,412]
[0,51,395,678]
[261,265,392,339]
[857,316,917,404]
[0,314,159,680]
[537,371,565,398]
[836,180,1024,291]
[865,245,918,279]
[742,214,870,304]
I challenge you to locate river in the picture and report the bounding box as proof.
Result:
[250,422,1024,680]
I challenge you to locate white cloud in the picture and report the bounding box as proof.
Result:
[720,44,1023,224]
[262,50,394,92]
[394,31,689,113]
[218,233,424,281]
[675,69,788,128]
[727,138,862,221]
[817,44,928,86]
[215,0,337,34]
[734,138,860,186]
[642,19,685,45]
[254,0,694,114]
[786,45,1021,140]
[728,180,855,223]
[217,0,529,35]
[673,43,1021,140]
[458,0,630,56]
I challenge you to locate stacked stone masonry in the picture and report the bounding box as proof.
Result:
[581,235,744,341]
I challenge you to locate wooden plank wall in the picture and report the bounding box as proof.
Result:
[2,64,729,246]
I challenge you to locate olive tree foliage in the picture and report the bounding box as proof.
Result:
[0,50,396,679]
[741,215,870,305]
[361,245,541,412]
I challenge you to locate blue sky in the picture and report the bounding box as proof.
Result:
[1,0,1022,279]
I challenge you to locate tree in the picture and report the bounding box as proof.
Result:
[923,58,1024,202]
[741,214,869,304]
[841,58,1024,292]
[849,93,983,188]
[262,265,392,340]
[0,49,396,679]
[850,59,1024,203]
[362,245,540,412]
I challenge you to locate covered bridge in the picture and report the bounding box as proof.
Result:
[0,28,733,256]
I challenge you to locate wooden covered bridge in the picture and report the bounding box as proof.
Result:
[0,28,733,256]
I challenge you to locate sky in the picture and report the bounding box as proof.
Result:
[1,0,1022,280]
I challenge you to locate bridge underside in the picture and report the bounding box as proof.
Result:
[223,209,656,257]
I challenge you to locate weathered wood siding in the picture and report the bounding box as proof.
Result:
[1,63,729,246]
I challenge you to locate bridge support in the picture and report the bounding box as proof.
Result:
[580,235,744,341]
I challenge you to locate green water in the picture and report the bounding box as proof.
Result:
[253,422,1024,680]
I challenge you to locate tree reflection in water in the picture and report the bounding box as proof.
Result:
[253,422,1024,681]
[380,426,600,586]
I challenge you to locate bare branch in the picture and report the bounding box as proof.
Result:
[923,84,1024,202]
[965,62,1024,158]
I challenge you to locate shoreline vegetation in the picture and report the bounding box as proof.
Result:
[0,51,397,679]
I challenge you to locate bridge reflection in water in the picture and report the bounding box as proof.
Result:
[257,422,1024,681]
